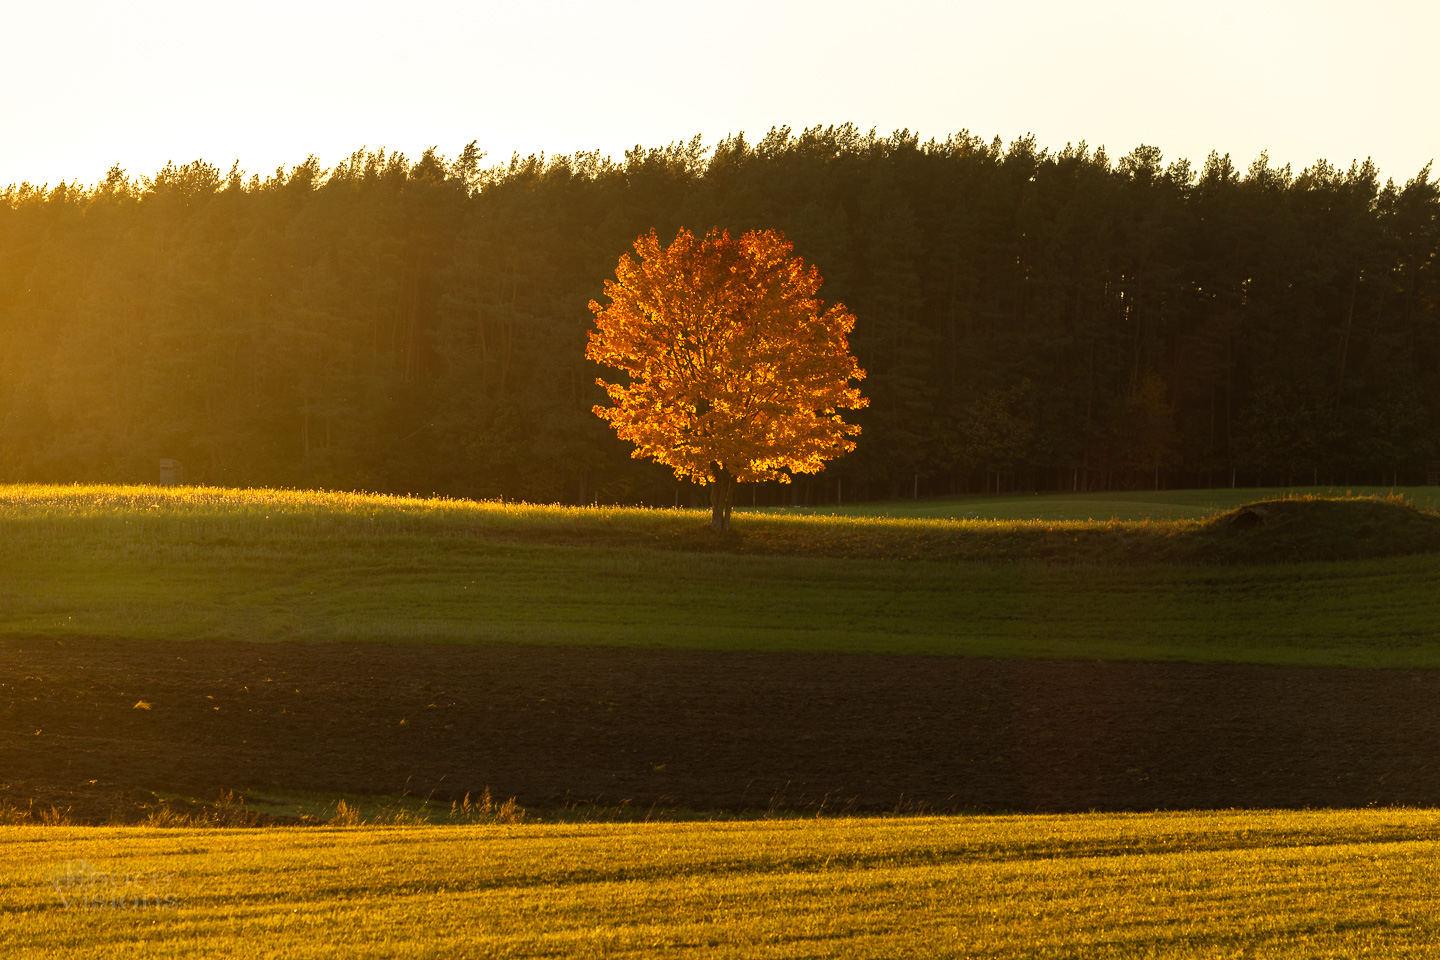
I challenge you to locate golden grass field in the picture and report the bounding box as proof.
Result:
[6,809,1440,958]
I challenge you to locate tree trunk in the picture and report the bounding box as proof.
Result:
[709,466,734,532]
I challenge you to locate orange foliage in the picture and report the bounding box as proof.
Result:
[587,227,867,493]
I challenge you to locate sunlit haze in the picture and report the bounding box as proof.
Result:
[3,0,1436,187]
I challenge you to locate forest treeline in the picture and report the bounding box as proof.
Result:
[1,125,1436,505]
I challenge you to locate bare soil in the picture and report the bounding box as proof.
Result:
[3,638,1438,822]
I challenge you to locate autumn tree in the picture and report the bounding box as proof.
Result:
[586,227,867,530]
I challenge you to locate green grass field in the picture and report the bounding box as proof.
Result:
[758,484,1440,521]
[4,483,1440,666]
[7,810,1440,958]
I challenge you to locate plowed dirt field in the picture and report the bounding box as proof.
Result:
[4,639,1436,821]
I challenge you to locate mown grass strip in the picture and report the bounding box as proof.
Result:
[5,810,1440,958]
[6,531,1440,664]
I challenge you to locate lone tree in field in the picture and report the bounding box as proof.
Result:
[587,227,867,531]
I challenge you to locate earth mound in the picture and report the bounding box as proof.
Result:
[1188,496,1440,563]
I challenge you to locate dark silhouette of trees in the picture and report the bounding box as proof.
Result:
[0,128,1435,503]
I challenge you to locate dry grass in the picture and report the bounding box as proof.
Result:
[5,809,1440,957]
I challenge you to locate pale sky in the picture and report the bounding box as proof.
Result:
[2,0,1436,189]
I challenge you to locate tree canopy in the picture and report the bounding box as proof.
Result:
[587,227,865,529]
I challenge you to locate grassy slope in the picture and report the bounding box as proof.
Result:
[7,810,1440,958]
[757,484,1440,520]
[4,484,1440,666]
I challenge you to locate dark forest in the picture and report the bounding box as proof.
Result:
[1,125,1436,505]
